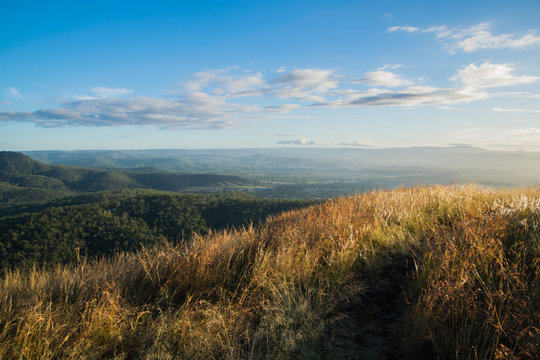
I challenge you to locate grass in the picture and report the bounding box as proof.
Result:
[0,185,538,359]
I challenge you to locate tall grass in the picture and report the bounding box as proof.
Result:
[0,185,538,359]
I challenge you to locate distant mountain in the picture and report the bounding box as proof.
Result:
[24,147,540,186]
[0,152,248,205]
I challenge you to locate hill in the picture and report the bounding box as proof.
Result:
[0,185,537,359]
[0,152,248,205]
[0,190,314,269]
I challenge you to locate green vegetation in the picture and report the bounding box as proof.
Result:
[0,152,248,206]
[0,185,537,359]
[0,191,314,269]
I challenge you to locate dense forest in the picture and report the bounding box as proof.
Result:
[0,190,314,269]
[0,151,248,205]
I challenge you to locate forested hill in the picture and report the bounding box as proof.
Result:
[0,151,248,204]
[0,190,314,269]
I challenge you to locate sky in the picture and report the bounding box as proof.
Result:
[1,0,540,151]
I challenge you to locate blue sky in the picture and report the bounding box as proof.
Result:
[1,0,540,150]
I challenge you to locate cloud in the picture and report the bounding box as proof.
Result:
[455,23,540,52]
[0,68,313,129]
[445,128,485,135]
[73,86,134,100]
[318,85,488,107]
[90,86,133,98]
[0,95,290,129]
[317,61,537,108]
[389,22,540,52]
[388,26,420,33]
[492,107,540,113]
[490,91,540,99]
[0,63,537,128]
[354,87,486,106]
[272,68,338,101]
[188,68,266,98]
[452,62,539,89]
[275,133,300,137]
[277,138,321,145]
[7,87,21,98]
[357,70,412,87]
[378,64,404,70]
[339,140,374,147]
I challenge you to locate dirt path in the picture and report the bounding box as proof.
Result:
[325,255,413,359]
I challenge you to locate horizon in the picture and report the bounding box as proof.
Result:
[15,145,539,154]
[1,0,540,151]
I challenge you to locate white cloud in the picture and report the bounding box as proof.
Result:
[358,70,412,87]
[377,64,404,70]
[389,22,540,52]
[7,87,21,98]
[275,133,300,137]
[0,94,292,129]
[510,128,540,136]
[277,138,322,145]
[339,86,487,107]
[455,23,540,51]
[188,68,266,98]
[0,63,537,128]
[319,61,537,107]
[445,128,485,135]
[339,140,374,147]
[90,86,133,98]
[490,91,540,99]
[492,107,540,113]
[272,68,338,101]
[388,26,420,33]
[452,62,539,89]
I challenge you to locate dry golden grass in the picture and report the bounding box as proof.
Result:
[0,185,538,359]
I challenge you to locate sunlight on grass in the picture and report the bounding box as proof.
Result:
[0,185,538,359]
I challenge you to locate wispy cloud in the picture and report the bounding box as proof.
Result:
[6,87,22,98]
[317,61,537,107]
[492,107,540,113]
[74,86,134,100]
[277,138,323,145]
[388,22,540,53]
[0,96,288,129]
[452,62,539,89]
[388,25,420,33]
[377,64,404,70]
[271,68,338,101]
[90,86,133,98]
[0,62,537,128]
[356,70,412,87]
[339,140,374,147]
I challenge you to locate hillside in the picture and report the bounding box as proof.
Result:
[0,152,248,204]
[0,190,314,269]
[0,185,537,359]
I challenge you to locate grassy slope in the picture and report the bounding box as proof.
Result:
[0,185,538,359]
